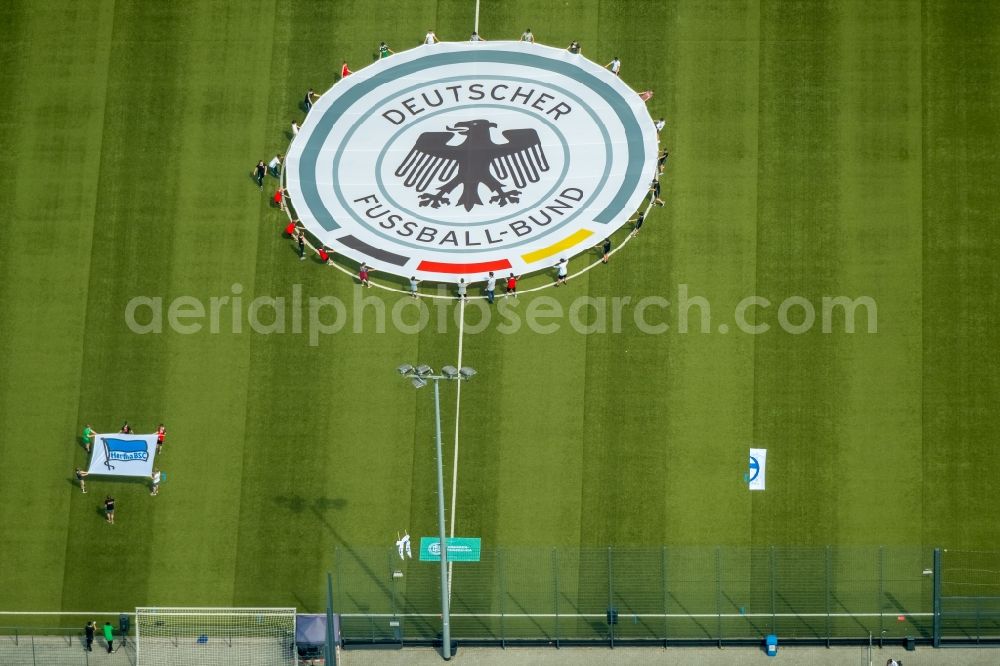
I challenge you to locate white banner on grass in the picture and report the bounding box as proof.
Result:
[748,448,767,490]
[86,434,157,478]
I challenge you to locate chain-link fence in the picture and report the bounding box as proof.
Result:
[334,545,949,646]
[939,549,1000,644]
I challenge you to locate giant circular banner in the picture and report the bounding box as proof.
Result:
[285,42,658,283]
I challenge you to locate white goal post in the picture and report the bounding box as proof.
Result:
[135,607,297,666]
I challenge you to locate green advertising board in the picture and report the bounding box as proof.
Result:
[418,537,482,562]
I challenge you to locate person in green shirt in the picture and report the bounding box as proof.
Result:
[378,42,394,59]
[103,621,114,653]
[81,424,95,452]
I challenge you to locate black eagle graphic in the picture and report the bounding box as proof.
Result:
[394,119,550,212]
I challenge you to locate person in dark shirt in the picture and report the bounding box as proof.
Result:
[85,621,95,651]
[105,496,115,525]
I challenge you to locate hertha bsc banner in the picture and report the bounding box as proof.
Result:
[86,433,158,478]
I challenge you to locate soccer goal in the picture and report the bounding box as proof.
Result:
[135,607,297,666]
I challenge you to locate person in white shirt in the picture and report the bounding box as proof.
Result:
[483,272,497,303]
[554,258,568,286]
[396,532,412,559]
[520,28,534,44]
[606,57,621,76]
[268,154,282,178]
[456,278,467,299]
[424,30,439,45]
[654,118,665,133]
[291,120,300,136]
[150,469,161,496]
[409,276,421,298]
[470,31,485,42]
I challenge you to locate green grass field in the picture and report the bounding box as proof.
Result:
[0,0,998,632]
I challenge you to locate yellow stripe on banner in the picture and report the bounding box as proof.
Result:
[521,229,593,264]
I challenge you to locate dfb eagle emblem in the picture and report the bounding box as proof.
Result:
[394,119,549,212]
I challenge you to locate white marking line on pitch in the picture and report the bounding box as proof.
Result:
[447,297,466,600]
[474,0,480,34]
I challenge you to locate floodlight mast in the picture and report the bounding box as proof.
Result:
[397,363,476,660]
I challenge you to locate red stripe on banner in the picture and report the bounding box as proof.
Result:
[417,259,512,274]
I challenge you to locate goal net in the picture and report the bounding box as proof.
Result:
[135,607,297,666]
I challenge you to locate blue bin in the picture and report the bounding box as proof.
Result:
[765,634,778,656]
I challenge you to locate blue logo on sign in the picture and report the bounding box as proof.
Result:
[102,438,149,470]
[747,456,760,482]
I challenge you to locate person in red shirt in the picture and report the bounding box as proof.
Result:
[284,220,298,237]
[505,273,521,298]
[273,188,285,210]
[318,247,334,265]
[155,424,166,454]
[359,263,372,288]
[341,61,352,78]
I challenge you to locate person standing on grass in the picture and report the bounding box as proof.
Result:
[554,258,568,286]
[76,468,89,494]
[456,278,467,299]
[304,88,319,113]
[268,154,282,178]
[567,40,581,54]
[597,237,612,264]
[409,276,421,298]
[103,621,114,653]
[630,212,645,237]
[273,187,285,211]
[650,178,664,206]
[505,273,520,298]
[483,271,497,304]
[296,230,306,261]
[378,41,394,58]
[470,31,485,42]
[150,469,161,496]
[253,161,266,190]
[359,263,372,288]
[120,421,132,434]
[654,118,665,133]
[291,120,301,136]
[85,621,95,652]
[639,89,654,102]
[155,423,165,454]
[657,148,669,173]
[318,247,333,265]
[104,496,115,524]
[340,61,352,78]
[81,423,95,452]
[424,29,439,45]
[605,57,621,76]
[520,28,534,44]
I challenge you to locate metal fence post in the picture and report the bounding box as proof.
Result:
[770,546,776,633]
[326,571,338,666]
[878,546,884,644]
[825,545,832,645]
[715,547,722,646]
[607,546,615,649]
[661,546,668,647]
[932,548,941,647]
[552,548,560,648]
[498,548,506,648]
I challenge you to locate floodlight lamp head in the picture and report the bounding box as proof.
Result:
[397,364,414,376]
[410,377,428,389]
[442,365,459,378]
[459,367,477,379]
[416,364,434,376]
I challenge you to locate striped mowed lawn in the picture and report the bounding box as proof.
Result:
[0,0,997,625]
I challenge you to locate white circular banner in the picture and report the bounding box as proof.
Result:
[285,42,658,282]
